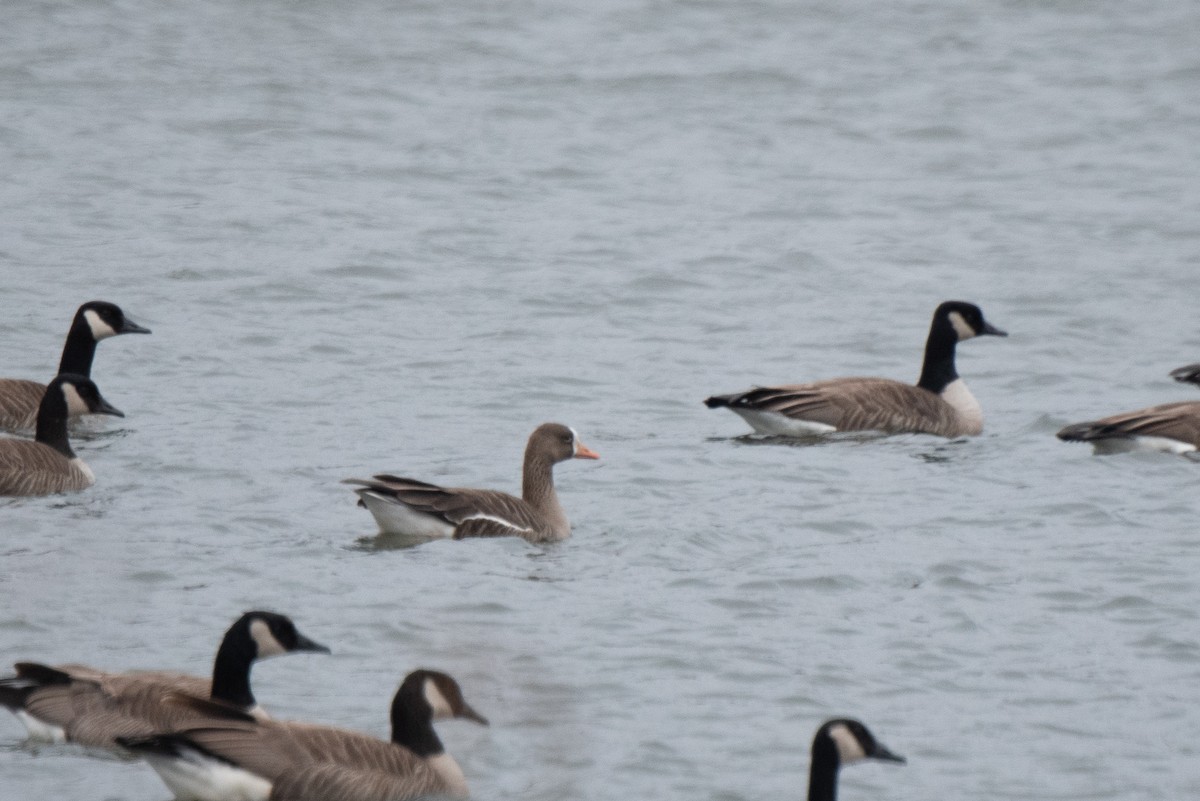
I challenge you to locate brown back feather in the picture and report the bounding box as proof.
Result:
[0,379,47,432]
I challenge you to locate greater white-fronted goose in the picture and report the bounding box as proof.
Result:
[1057,364,1200,454]
[0,301,150,432]
[120,669,488,801]
[804,718,905,801]
[0,374,124,496]
[705,300,1007,438]
[345,422,600,543]
[0,611,329,750]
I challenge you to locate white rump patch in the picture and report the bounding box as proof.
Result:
[828,723,867,764]
[249,619,286,659]
[728,408,837,437]
[61,383,91,416]
[16,711,67,743]
[142,748,272,801]
[358,493,455,538]
[83,309,118,340]
[1089,436,1198,455]
[947,311,976,341]
[939,378,983,434]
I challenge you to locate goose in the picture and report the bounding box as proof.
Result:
[704,300,1007,438]
[0,611,329,749]
[0,373,124,496]
[1056,364,1200,454]
[804,718,905,801]
[344,422,600,543]
[119,669,488,801]
[0,300,150,432]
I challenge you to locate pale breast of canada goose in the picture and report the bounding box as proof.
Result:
[0,611,328,750]
[705,300,1006,438]
[345,422,599,543]
[0,301,149,433]
[0,374,124,496]
[119,669,488,801]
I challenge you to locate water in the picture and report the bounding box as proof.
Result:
[2,0,1199,799]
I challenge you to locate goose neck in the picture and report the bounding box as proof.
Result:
[807,738,841,801]
[209,631,257,710]
[57,319,99,377]
[391,696,444,758]
[34,393,73,458]
[916,318,959,393]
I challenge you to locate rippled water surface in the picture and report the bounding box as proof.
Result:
[2,1,1199,799]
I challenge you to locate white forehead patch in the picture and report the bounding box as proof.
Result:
[424,678,455,720]
[947,311,977,341]
[83,309,118,340]
[829,723,867,764]
[61,382,90,416]
[249,619,287,659]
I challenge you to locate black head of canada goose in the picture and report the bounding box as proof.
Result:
[119,668,488,801]
[704,300,1007,438]
[1057,363,1200,454]
[344,422,600,542]
[806,718,905,801]
[0,301,150,432]
[0,373,124,496]
[0,611,329,750]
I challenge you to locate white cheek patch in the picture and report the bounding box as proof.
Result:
[424,678,455,720]
[248,619,287,659]
[947,311,976,341]
[829,723,867,764]
[61,383,90,416]
[83,309,118,340]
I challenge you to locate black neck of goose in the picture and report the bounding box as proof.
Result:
[391,691,444,758]
[916,317,959,394]
[57,317,99,377]
[35,390,74,458]
[807,737,841,801]
[209,627,257,710]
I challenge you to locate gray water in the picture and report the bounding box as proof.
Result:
[2,0,1199,799]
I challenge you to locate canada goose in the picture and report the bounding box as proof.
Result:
[0,374,124,496]
[0,300,150,432]
[1056,364,1200,454]
[0,611,329,749]
[806,718,905,801]
[344,422,600,542]
[705,300,1007,438]
[119,669,488,801]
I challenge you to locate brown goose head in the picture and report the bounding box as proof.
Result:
[525,422,600,464]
